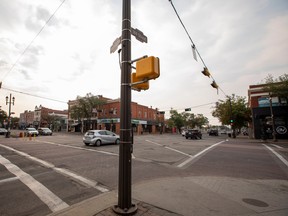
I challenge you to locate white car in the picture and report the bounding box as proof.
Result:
[83,130,120,146]
[25,128,39,136]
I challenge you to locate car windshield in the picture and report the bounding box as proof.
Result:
[28,128,36,131]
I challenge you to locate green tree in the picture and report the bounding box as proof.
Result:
[0,110,8,128]
[212,94,251,130]
[194,114,209,129]
[263,74,288,98]
[168,109,184,132]
[168,110,209,131]
[70,93,106,132]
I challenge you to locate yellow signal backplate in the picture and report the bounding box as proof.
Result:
[136,56,160,80]
[131,72,149,91]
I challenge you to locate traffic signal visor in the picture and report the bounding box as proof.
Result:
[136,56,160,80]
[131,72,149,91]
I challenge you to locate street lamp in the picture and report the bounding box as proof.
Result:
[5,94,15,138]
[269,95,277,142]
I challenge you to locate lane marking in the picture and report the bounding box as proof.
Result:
[0,154,69,212]
[0,176,19,184]
[35,140,118,156]
[263,144,288,167]
[271,144,283,149]
[0,144,109,193]
[177,140,226,168]
[145,140,191,157]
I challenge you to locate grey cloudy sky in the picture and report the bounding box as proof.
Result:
[0,0,287,125]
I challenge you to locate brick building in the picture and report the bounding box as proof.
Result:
[248,84,288,139]
[68,96,165,135]
[19,105,68,131]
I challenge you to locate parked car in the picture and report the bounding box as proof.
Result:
[209,129,219,136]
[25,128,39,136]
[185,129,202,139]
[38,128,53,136]
[0,128,8,135]
[83,130,120,146]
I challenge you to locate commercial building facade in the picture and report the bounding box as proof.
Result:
[248,84,288,139]
[67,96,165,135]
[19,105,68,131]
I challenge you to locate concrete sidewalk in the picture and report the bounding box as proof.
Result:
[48,176,288,216]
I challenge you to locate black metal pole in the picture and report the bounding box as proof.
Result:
[113,0,137,214]
[269,95,277,142]
[6,94,12,138]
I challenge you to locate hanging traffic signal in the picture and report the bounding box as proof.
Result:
[136,56,160,80]
[211,81,218,89]
[131,72,149,91]
[185,108,191,111]
[201,67,210,77]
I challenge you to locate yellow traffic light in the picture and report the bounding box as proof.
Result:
[131,72,149,91]
[136,56,160,80]
[201,67,210,77]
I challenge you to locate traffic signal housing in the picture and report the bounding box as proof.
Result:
[131,72,149,91]
[136,56,160,80]
[211,81,218,89]
[201,67,210,77]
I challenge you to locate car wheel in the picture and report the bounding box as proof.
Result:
[95,140,101,147]
[185,136,188,139]
[115,138,120,145]
[84,143,89,146]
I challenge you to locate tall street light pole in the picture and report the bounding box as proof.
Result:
[269,94,277,142]
[113,0,137,215]
[5,94,15,138]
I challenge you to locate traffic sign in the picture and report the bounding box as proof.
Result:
[110,36,122,53]
[131,27,148,43]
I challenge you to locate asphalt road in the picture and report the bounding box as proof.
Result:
[0,132,287,215]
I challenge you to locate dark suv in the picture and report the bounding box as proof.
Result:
[185,129,202,139]
[209,129,219,136]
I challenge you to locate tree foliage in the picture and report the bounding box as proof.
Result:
[70,93,106,121]
[263,73,288,98]
[168,109,209,131]
[212,94,251,129]
[0,110,8,126]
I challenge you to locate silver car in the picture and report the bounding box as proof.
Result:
[25,128,39,136]
[83,130,120,146]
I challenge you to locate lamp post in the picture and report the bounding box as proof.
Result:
[269,95,277,142]
[5,94,15,138]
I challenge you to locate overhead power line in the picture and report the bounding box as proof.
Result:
[1,0,67,81]
[1,86,67,104]
[168,0,228,97]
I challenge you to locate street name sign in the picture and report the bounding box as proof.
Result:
[131,27,148,43]
[110,36,122,53]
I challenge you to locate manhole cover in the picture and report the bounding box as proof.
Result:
[242,198,269,207]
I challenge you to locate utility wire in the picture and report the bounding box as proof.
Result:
[1,86,67,104]
[168,0,228,98]
[1,0,67,81]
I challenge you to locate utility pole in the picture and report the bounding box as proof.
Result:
[113,0,137,214]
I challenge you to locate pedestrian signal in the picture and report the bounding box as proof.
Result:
[131,72,149,91]
[136,56,160,80]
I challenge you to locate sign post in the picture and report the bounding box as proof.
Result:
[113,0,137,214]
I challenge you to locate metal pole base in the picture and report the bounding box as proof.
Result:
[112,203,137,215]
